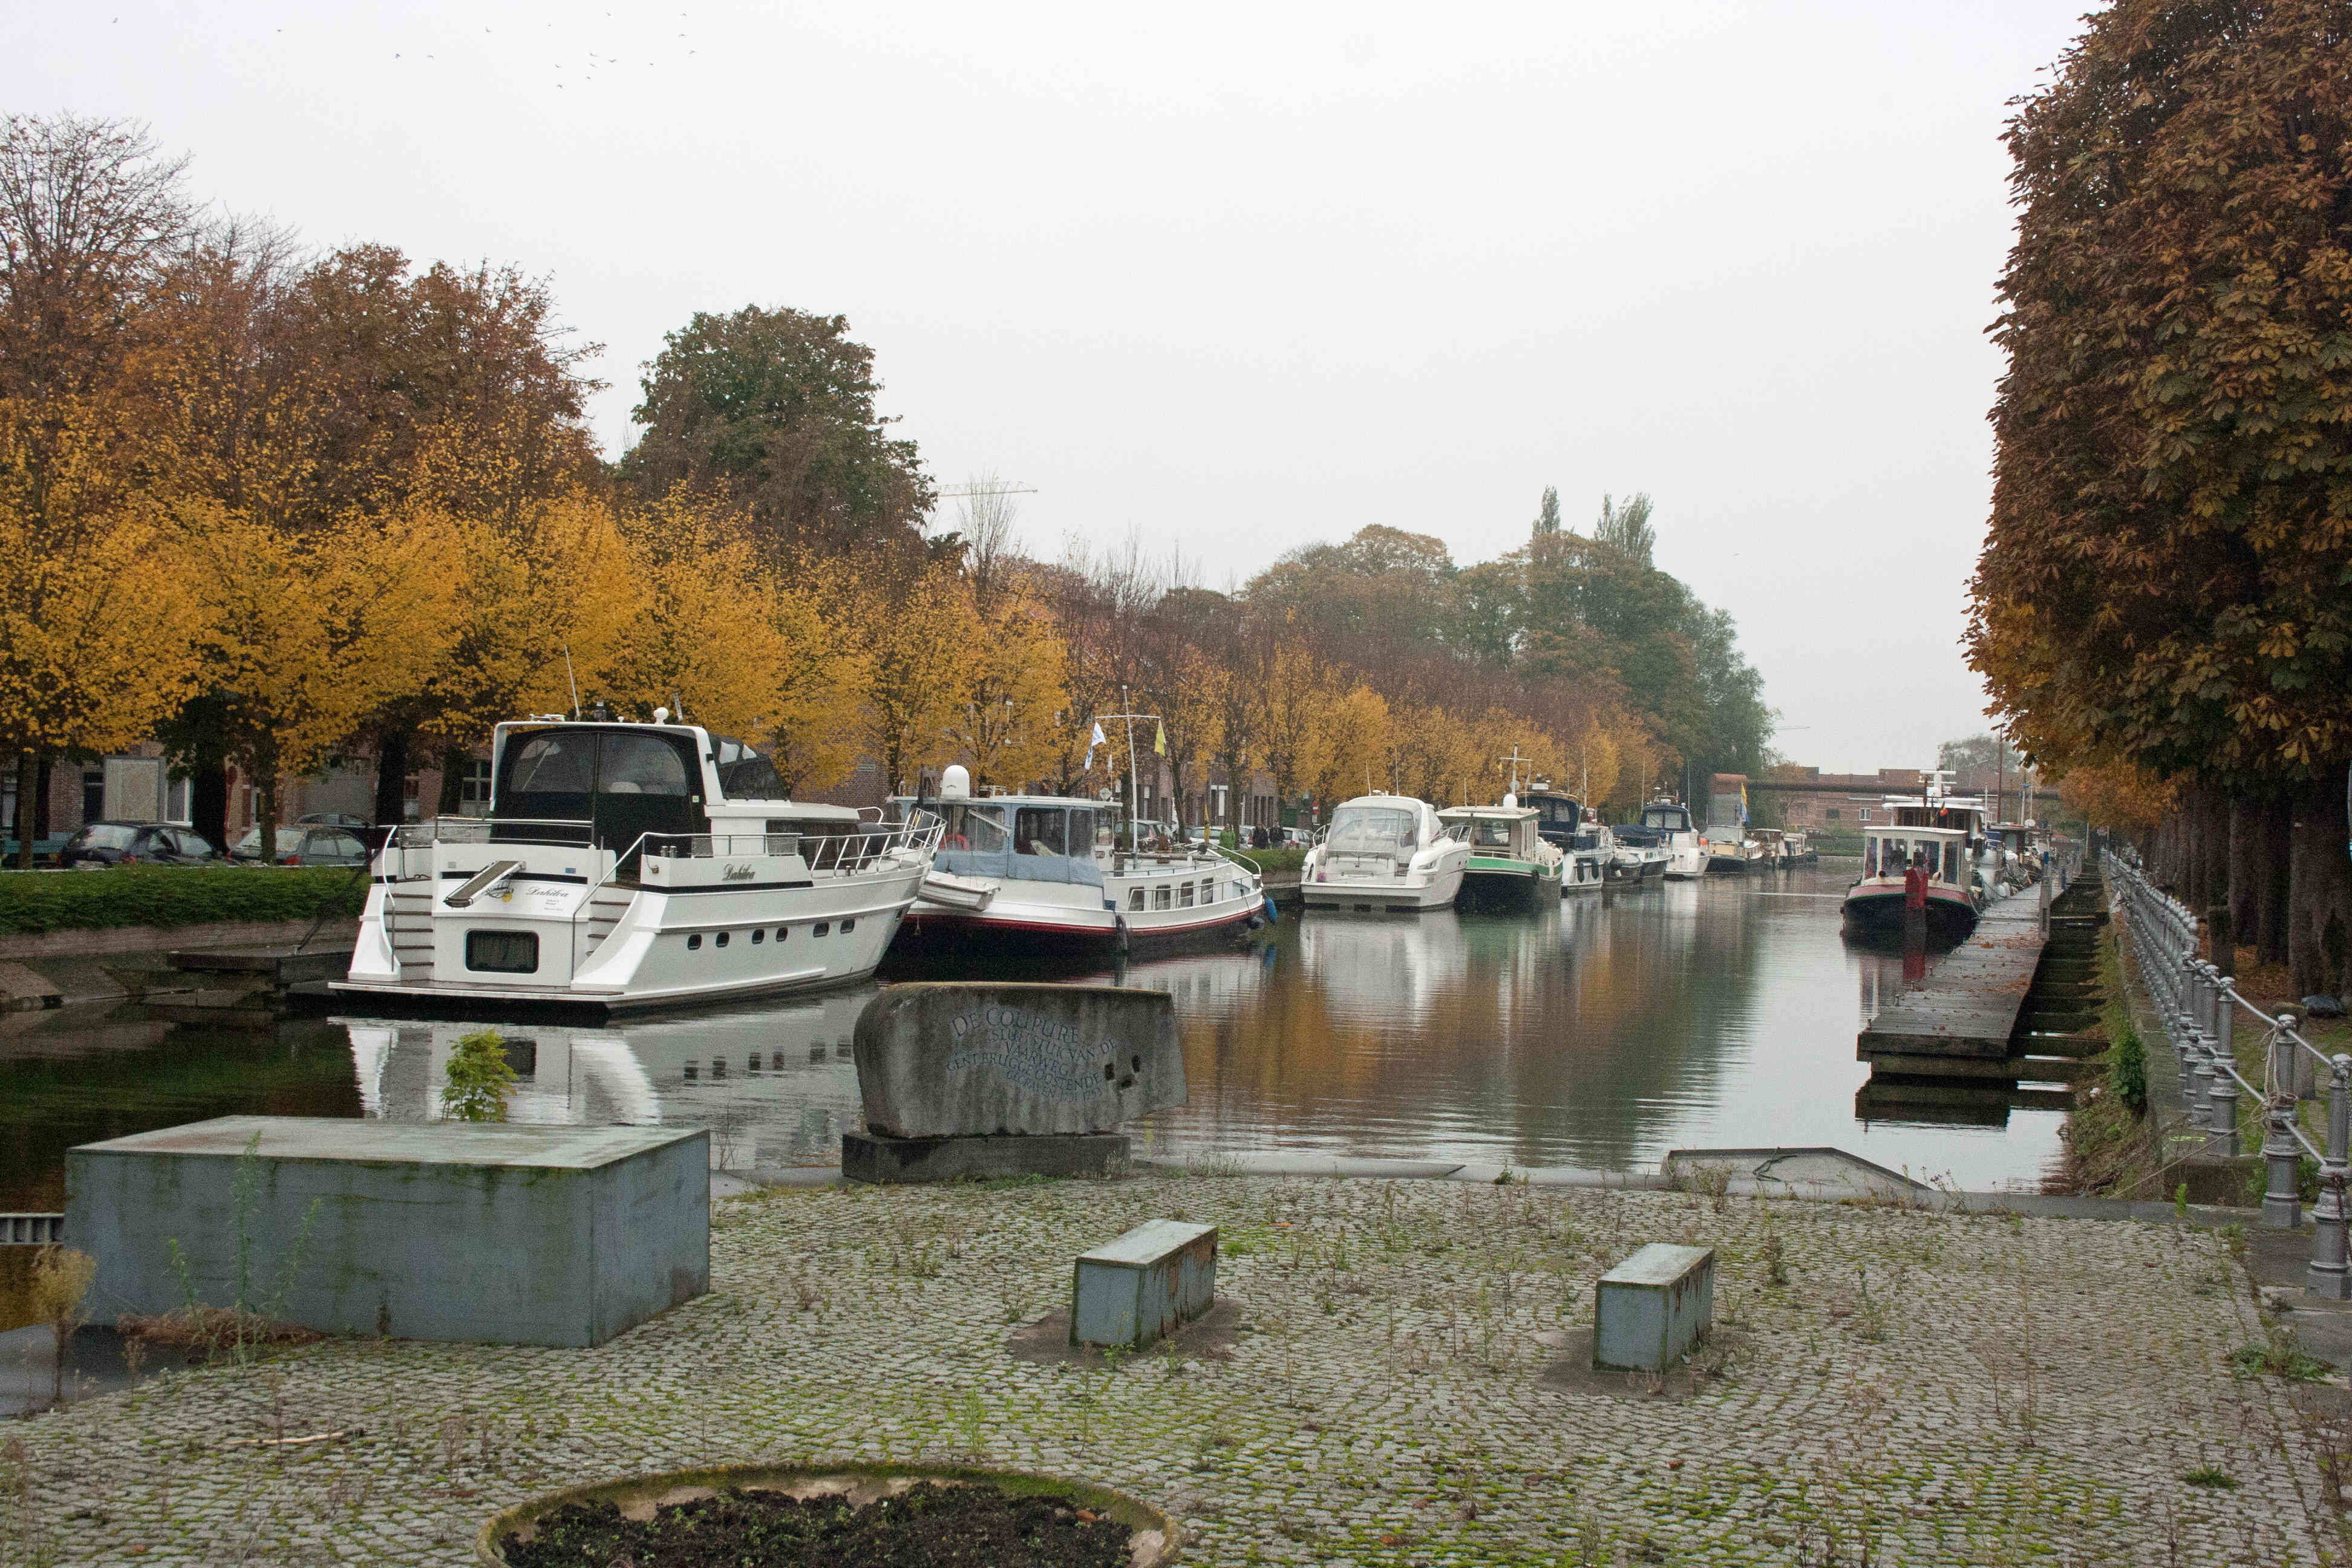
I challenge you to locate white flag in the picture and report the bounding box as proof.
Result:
[1083,720,1107,772]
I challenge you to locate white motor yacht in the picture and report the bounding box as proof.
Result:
[1300,794,1470,912]
[336,716,941,1011]
[1622,799,1708,880]
[890,767,1267,955]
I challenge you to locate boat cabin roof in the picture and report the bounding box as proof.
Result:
[1438,805,1540,822]
[489,719,858,817]
[1863,823,1966,841]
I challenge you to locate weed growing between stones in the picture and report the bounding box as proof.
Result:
[2231,1327,2333,1383]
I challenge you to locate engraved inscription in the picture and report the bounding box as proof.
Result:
[945,1006,1108,1096]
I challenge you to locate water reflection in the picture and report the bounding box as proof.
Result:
[319,867,2059,1186]
[4,862,2065,1229]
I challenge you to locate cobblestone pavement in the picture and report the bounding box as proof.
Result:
[5,1173,2344,1566]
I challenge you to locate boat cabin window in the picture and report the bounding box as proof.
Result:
[939,803,1010,852]
[1327,805,1417,855]
[1465,817,1516,849]
[1529,796,1581,830]
[1641,806,1689,832]
[711,737,786,801]
[1015,806,1068,858]
[598,734,692,796]
[494,727,705,857]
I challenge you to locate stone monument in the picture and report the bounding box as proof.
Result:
[844,982,1185,1182]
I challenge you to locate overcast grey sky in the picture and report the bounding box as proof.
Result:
[13,1,2093,774]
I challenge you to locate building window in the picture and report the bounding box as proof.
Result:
[1826,809,1841,822]
[461,759,493,811]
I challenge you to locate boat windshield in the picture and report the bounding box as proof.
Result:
[1642,805,1690,832]
[711,736,786,800]
[939,803,1010,854]
[1327,805,1417,856]
[1865,834,1962,883]
[1455,817,1515,850]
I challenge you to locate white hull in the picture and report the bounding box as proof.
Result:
[335,825,932,1013]
[898,848,1264,950]
[1301,858,1466,910]
[1563,849,1608,893]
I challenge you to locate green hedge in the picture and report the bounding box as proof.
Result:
[0,865,367,936]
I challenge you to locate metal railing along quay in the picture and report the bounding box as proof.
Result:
[2110,854,2351,1298]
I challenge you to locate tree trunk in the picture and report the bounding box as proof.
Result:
[258,773,280,863]
[33,753,53,841]
[11,751,31,871]
[2230,800,2261,946]
[437,744,470,818]
[2197,783,2230,929]
[2287,761,2352,1001]
[374,730,410,826]
[190,759,228,854]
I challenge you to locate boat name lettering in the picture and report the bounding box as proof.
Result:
[721,863,756,881]
[945,1007,1103,1094]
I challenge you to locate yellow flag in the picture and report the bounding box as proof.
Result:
[1154,720,1167,756]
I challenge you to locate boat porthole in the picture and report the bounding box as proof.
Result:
[715,931,729,949]
[687,933,702,951]
[840,917,855,933]
[752,929,765,944]
[814,922,829,937]
[776,927,788,941]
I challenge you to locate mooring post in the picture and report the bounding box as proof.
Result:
[2262,1024,2302,1229]
[2310,1055,2352,1301]
[2205,1060,2240,1157]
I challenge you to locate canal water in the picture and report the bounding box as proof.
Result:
[2,859,2064,1222]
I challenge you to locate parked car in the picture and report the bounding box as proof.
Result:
[229,825,373,867]
[59,822,220,867]
[295,812,370,828]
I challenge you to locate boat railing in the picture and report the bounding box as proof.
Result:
[390,815,595,849]
[637,814,945,875]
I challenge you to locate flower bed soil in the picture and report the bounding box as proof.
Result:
[500,1482,1134,1568]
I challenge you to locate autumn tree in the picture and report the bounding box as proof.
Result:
[0,115,199,865]
[1969,0,2352,991]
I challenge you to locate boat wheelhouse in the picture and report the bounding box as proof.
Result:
[1523,789,1606,893]
[1438,803,1564,909]
[1300,794,1470,912]
[1621,799,1707,880]
[889,769,1267,955]
[1841,823,1981,942]
[335,718,941,1011]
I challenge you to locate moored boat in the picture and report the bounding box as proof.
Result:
[1840,773,1992,942]
[1301,794,1470,912]
[1438,801,1565,909]
[335,717,941,1011]
[1523,789,1607,893]
[889,768,1266,956]
[1621,799,1707,880]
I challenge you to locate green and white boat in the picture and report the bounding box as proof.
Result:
[1437,799,1565,910]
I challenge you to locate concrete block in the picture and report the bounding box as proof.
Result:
[1594,1243,1714,1371]
[841,1131,1128,1184]
[66,1116,707,1347]
[1071,1219,1217,1350]
[853,982,1185,1138]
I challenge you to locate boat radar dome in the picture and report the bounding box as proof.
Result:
[652,706,669,724]
[1502,790,1518,809]
[940,764,972,801]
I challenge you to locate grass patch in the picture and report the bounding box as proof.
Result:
[2059,920,2163,1197]
[2230,1332,2333,1383]
[2181,1465,2238,1490]
[0,864,364,935]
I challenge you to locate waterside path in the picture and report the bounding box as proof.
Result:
[7,1171,2337,1566]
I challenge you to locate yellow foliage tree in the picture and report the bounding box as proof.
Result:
[593,497,791,743]
[1256,638,1330,829]
[1312,684,1392,809]
[177,505,457,854]
[950,587,1066,792]
[865,564,977,795]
